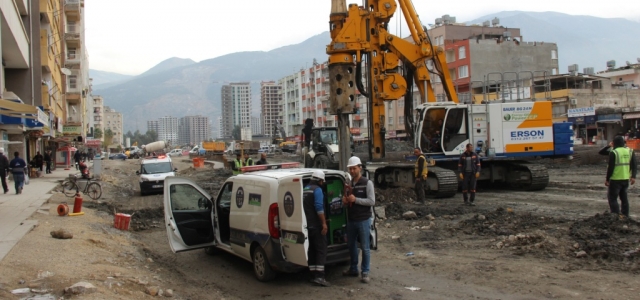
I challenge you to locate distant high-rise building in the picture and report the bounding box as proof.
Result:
[179,115,210,145]
[260,81,282,137]
[218,116,223,139]
[251,116,261,135]
[147,120,159,133]
[158,116,179,144]
[221,82,251,138]
[104,106,124,146]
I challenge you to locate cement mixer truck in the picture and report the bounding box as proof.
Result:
[141,141,167,156]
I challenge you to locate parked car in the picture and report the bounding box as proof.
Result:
[109,153,127,160]
[167,149,182,157]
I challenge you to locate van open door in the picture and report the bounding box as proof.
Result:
[277,175,308,267]
[164,177,215,252]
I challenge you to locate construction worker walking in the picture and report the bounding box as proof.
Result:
[458,143,481,206]
[605,136,637,218]
[413,147,427,203]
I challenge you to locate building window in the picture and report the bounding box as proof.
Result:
[68,75,77,89]
[552,105,567,118]
[399,116,404,125]
[458,65,469,78]
[388,117,393,128]
[448,68,457,80]
[445,50,456,63]
[68,48,77,59]
[551,50,557,59]
[458,46,466,59]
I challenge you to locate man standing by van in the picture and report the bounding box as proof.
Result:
[304,170,330,287]
[342,156,375,283]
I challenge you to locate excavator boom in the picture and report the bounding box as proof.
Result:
[327,0,458,165]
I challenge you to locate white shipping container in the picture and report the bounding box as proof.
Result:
[241,128,252,141]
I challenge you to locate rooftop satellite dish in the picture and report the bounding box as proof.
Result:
[61,68,72,76]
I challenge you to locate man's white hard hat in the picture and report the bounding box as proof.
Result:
[347,156,362,168]
[312,170,325,180]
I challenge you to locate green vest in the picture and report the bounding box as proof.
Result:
[610,147,632,180]
[233,159,243,175]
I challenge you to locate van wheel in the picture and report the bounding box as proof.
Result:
[252,246,275,282]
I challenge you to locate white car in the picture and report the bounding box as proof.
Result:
[137,155,177,196]
[163,163,377,282]
[167,149,183,157]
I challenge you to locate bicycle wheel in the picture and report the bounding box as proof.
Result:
[86,182,102,200]
[62,180,78,197]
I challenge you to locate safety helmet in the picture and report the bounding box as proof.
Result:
[312,170,325,181]
[347,156,362,167]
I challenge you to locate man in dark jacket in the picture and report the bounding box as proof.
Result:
[44,150,52,174]
[73,150,81,170]
[0,148,9,193]
[33,151,44,172]
[9,152,27,194]
[255,153,268,165]
[304,170,330,287]
[458,143,481,206]
[605,136,637,218]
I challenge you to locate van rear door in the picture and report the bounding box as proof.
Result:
[277,175,308,267]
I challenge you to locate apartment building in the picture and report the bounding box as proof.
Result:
[221,82,251,138]
[217,116,223,140]
[251,116,262,136]
[158,116,179,145]
[91,95,104,141]
[278,73,303,136]
[147,120,159,133]
[178,115,210,145]
[63,0,90,143]
[260,81,282,137]
[104,106,123,146]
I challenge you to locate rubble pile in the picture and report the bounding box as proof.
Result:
[354,139,413,153]
[180,167,232,195]
[458,207,560,237]
[569,213,640,261]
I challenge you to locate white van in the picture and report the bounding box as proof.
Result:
[163,163,377,281]
[137,155,177,195]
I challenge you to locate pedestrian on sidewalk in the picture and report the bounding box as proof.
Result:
[9,152,27,194]
[33,151,44,172]
[44,150,52,174]
[605,136,637,219]
[73,150,81,170]
[0,148,9,194]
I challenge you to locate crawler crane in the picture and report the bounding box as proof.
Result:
[326,0,573,197]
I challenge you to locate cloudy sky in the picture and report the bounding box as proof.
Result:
[86,0,640,75]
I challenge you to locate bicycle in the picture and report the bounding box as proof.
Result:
[62,174,102,200]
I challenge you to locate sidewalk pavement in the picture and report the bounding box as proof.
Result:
[0,162,94,262]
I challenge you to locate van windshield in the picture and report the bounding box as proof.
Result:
[142,162,173,174]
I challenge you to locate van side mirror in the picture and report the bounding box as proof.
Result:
[174,168,178,172]
[135,171,140,175]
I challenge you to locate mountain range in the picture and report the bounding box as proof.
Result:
[91,11,640,133]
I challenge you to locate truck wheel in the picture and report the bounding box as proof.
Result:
[252,246,276,282]
[314,155,329,169]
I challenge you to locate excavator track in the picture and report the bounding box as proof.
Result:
[506,162,549,191]
[426,166,458,198]
[372,165,458,199]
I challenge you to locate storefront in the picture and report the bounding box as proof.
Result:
[597,113,623,144]
[568,107,596,144]
[623,112,640,138]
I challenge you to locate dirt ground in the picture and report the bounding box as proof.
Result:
[2,149,640,299]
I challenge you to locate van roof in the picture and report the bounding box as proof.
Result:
[235,168,346,180]
[141,156,172,164]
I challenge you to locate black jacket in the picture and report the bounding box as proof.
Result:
[0,154,8,173]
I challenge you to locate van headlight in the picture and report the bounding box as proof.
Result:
[140,177,149,182]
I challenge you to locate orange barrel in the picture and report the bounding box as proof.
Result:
[114,213,132,230]
[73,193,83,213]
[57,203,69,216]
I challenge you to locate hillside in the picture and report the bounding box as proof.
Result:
[95,32,330,132]
[89,69,133,88]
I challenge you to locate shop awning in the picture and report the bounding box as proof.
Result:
[0,99,37,119]
[623,113,640,119]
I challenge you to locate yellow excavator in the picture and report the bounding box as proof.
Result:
[327,0,569,197]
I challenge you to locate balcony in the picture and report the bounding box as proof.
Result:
[66,52,80,66]
[67,109,81,125]
[65,24,81,47]
[94,116,101,122]
[40,30,53,72]
[64,0,81,21]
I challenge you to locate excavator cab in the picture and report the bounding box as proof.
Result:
[416,104,470,155]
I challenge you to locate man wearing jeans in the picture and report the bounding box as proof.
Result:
[342,156,375,283]
[9,152,27,194]
[605,135,637,219]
